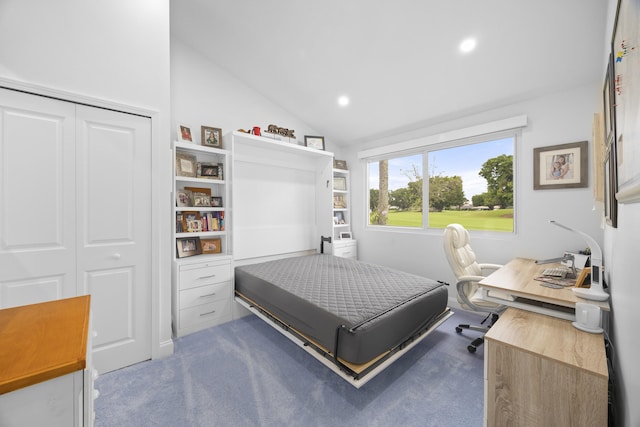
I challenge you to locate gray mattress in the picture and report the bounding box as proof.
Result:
[234,254,448,364]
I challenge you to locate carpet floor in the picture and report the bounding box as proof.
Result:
[95,309,486,427]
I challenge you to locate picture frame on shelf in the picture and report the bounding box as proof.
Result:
[333,194,347,208]
[333,176,347,191]
[201,126,222,148]
[198,163,222,179]
[533,141,588,190]
[339,231,352,239]
[176,237,202,258]
[176,152,197,177]
[192,192,211,207]
[333,211,345,225]
[185,186,211,196]
[334,159,348,170]
[201,237,222,254]
[176,189,193,207]
[304,135,325,150]
[182,211,202,232]
[211,196,223,207]
[177,124,193,143]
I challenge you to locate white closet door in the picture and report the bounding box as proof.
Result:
[0,89,77,307]
[75,105,152,373]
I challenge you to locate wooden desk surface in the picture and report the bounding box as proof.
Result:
[485,307,608,378]
[0,295,90,395]
[479,257,610,311]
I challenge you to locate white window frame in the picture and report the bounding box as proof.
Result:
[360,116,526,235]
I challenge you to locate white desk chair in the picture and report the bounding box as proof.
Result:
[443,223,507,353]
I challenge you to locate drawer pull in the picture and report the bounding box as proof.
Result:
[199,274,217,279]
[200,310,216,317]
[199,292,216,298]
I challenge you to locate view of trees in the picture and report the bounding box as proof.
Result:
[371,154,513,224]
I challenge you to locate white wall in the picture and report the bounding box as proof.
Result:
[342,83,603,291]
[170,38,342,156]
[601,1,640,425]
[0,0,173,359]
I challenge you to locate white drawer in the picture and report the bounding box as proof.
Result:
[179,281,232,309]
[179,299,232,329]
[333,243,357,259]
[179,263,231,290]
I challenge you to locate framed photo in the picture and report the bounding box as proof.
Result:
[333,211,345,225]
[176,237,201,258]
[177,124,193,143]
[603,52,615,143]
[611,0,640,203]
[192,192,211,207]
[176,189,193,207]
[533,141,588,190]
[333,176,347,191]
[334,159,348,170]
[604,144,618,227]
[304,135,325,150]
[333,194,347,208]
[339,231,352,239]
[175,152,197,177]
[182,211,202,232]
[184,186,211,196]
[201,126,222,148]
[201,237,222,254]
[198,163,221,179]
[211,196,223,207]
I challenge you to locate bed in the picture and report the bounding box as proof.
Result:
[234,253,451,387]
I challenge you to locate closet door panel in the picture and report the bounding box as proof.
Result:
[75,105,152,373]
[0,88,76,307]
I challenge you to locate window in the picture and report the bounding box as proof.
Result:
[367,133,516,232]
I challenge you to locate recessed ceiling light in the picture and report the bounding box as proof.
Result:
[338,95,350,107]
[459,38,477,53]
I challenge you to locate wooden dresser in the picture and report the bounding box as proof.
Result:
[484,308,608,426]
[0,295,96,426]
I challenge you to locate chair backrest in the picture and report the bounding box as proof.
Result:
[443,223,482,279]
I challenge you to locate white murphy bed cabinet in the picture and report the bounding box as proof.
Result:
[331,167,357,259]
[230,131,334,263]
[172,141,233,337]
[0,88,153,374]
[0,296,96,427]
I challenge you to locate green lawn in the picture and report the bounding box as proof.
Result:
[373,209,514,232]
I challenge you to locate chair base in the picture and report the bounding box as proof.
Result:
[455,313,499,353]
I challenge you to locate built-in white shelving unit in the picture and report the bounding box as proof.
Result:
[171,140,233,337]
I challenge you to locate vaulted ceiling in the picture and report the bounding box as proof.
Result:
[171,1,607,146]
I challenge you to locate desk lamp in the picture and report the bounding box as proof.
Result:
[550,220,609,301]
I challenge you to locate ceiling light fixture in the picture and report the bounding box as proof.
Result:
[338,95,350,107]
[459,38,477,53]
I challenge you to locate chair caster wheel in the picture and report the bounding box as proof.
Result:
[455,327,462,333]
[467,345,477,353]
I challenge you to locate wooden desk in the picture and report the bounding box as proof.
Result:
[479,257,610,320]
[484,308,608,426]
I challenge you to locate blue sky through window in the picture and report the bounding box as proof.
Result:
[369,137,513,200]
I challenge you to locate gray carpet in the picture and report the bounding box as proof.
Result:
[95,309,486,427]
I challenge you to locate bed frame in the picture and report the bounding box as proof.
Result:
[235,292,452,388]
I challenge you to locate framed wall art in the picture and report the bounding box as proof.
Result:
[201,126,222,148]
[611,0,640,203]
[533,141,588,190]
